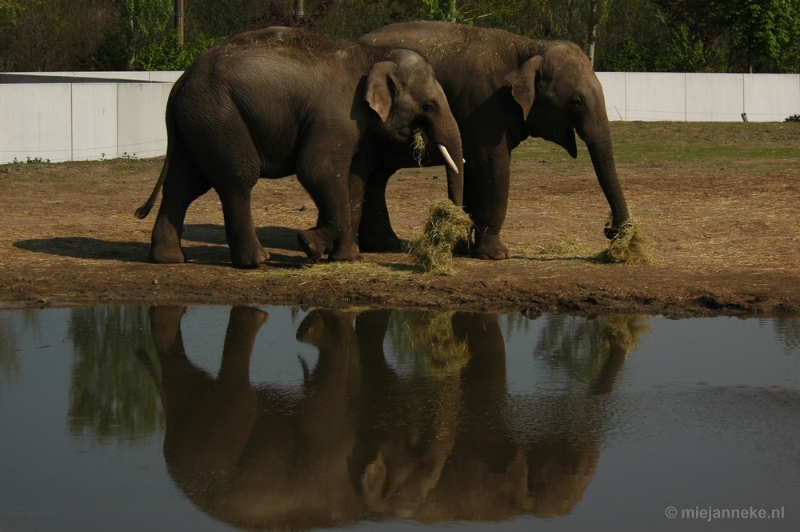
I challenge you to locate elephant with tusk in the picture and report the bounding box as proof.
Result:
[356,21,631,259]
[135,26,464,267]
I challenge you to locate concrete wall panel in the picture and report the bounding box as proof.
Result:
[744,74,800,121]
[595,72,626,121]
[149,71,183,83]
[74,71,151,81]
[0,84,72,164]
[71,84,118,160]
[625,72,686,121]
[117,83,172,158]
[686,73,744,121]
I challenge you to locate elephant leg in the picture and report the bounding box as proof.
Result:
[149,152,211,264]
[295,142,360,263]
[358,164,404,252]
[470,149,511,260]
[217,186,269,268]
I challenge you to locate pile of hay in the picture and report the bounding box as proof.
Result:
[597,215,655,265]
[408,199,473,275]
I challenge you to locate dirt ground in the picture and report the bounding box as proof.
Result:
[1,122,799,317]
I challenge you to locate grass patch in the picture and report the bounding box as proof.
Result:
[408,199,473,275]
[512,122,800,166]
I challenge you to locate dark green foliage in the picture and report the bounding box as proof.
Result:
[1,0,799,72]
[135,32,223,70]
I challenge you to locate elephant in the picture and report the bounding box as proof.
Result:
[134,26,464,268]
[136,305,639,529]
[356,21,630,259]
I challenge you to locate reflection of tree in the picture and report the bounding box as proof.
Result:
[533,315,650,389]
[1,309,40,399]
[0,314,20,397]
[67,306,163,443]
[774,319,800,354]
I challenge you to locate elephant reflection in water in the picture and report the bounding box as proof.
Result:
[139,306,647,529]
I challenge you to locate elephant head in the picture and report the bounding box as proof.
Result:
[365,49,464,206]
[505,42,630,238]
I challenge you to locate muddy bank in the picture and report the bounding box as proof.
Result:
[2,123,799,317]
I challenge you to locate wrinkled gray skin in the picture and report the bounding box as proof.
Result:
[135,27,464,268]
[357,21,630,259]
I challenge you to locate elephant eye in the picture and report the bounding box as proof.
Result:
[421,102,436,113]
[568,96,583,112]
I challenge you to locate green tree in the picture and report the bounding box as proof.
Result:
[0,0,115,71]
[586,0,612,65]
[110,0,172,69]
[725,0,799,72]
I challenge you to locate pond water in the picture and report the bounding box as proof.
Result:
[1,306,799,531]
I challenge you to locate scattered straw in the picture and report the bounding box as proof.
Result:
[597,215,655,265]
[411,128,429,166]
[521,238,591,258]
[408,199,473,275]
[295,260,413,278]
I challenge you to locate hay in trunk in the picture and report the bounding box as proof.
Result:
[597,215,655,265]
[408,199,473,275]
[411,128,430,166]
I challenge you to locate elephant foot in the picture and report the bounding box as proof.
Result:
[149,244,185,264]
[358,235,406,253]
[328,240,362,262]
[297,230,327,262]
[230,246,269,269]
[471,235,509,260]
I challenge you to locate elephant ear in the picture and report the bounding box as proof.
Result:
[365,61,398,123]
[504,55,544,121]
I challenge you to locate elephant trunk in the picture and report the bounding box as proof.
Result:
[582,121,630,239]
[424,113,464,207]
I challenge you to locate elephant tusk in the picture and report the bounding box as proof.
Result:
[438,144,459,174]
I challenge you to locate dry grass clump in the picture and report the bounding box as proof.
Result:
[597,215,655,265]
[408,200,473,275]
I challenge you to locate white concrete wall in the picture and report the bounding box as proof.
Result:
[0,80,172,164]
[0,84,72,163]
[1,71,799,164]
[0,71,183,83]
[595,72,800,122]
[117,83,173,159]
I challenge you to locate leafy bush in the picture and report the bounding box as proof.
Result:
[785,115,800,123]
[135,32,224,71]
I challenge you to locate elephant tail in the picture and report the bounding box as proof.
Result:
[134,155,168,219]
[135,86,179,219]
